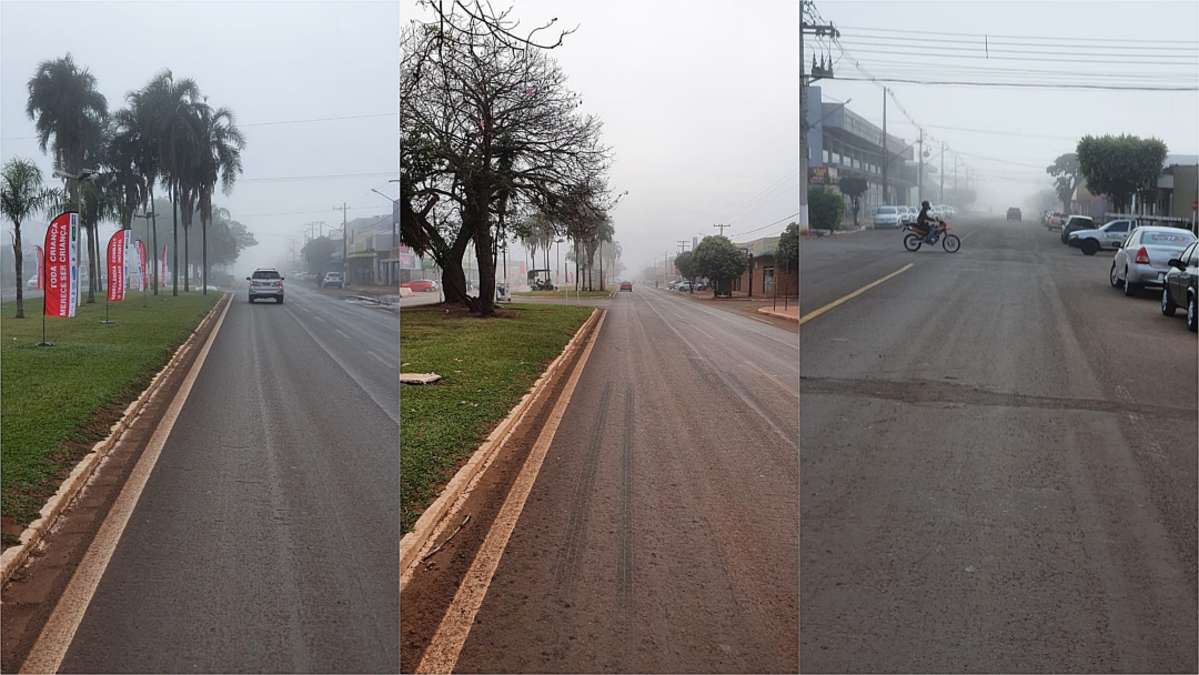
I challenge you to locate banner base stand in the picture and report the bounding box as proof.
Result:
[99,320,114,325]
[36,341,55,347]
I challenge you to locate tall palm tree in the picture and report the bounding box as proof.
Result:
[26,53,109,302]
[192,102,244,294]
[1,159,56,319]
[143,70,201,296]
[105,116,147,231]
[115,93,161,293]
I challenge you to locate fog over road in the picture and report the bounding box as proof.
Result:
[800,217,1197,673]
[56,283,398,673]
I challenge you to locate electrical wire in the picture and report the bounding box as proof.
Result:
[831,47,1198,66]
[835,39,1199,59]
[239,171,399,182]
[835,25,1199,45]
[831,75,1198,91]
[836,33,1199,52]
[730,211,800,238]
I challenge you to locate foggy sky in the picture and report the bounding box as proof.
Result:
[401,0,801,278]
[816,1,1199,213]
[1,1,400,273]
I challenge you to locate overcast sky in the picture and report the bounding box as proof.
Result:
[813,1,1199,213]
[401,0,801,278]
[1,0,399,273]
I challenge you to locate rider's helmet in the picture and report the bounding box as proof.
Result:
[921,200,931,209]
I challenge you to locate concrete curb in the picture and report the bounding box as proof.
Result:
[0,293,232,588]
[758,306,800,322]
[400,307,603,589]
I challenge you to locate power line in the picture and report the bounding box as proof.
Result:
[730,211,800,238]
[836,32,1199,52]
[831,75,1198,91]
[835,39,1199,59]
[847,57,1198,79]
[836,24,1199,45]
[832,47,1198,66]
[240,171,399,182]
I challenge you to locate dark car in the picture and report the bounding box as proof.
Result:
[1161,240,1198,332]
[619,281,632,292]
[1006,207,1022,222]
[1060,215,1095,244]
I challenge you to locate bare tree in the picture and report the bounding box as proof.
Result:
[401,5,609,315]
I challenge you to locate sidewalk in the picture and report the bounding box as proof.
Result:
[758,305,799,321]
[668,289,799,332]
[315,284,400,310]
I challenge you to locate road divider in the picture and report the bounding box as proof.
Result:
[800,263,914,326]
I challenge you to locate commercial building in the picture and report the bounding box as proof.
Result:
[805,85,924,221]
[729,235,797,299]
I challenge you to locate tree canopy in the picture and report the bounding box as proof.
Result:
[693,235,748,297]
[1076,134,1168,213]
[1046,153,1080,212]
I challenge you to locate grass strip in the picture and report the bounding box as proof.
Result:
[400,303,593,533]
[1,292,221,541]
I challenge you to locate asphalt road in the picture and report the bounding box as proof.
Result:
[408,285,799,673]
[55,282,398,673]
[800,217,1198,673]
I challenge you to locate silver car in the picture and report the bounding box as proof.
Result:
[873,206,901,229]
[1110,226,1197,295]
[247,267,285,303]
[1068,218,1132,255]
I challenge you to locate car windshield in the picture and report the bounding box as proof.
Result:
[1144,231,1196,245]
[252,270,281,279]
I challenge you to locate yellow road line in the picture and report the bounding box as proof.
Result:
[799,263,914,326]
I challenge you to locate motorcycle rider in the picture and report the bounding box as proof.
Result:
[916,200,939,243]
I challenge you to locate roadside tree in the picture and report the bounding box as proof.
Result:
[1,158,56,318]
[1076,134,1168,213]
[401,9,610,316]
[1046,153,1080,213]
[693,235,747,297]
[674,250,698,292]
[808,187,844,231]
[838,175,867,227]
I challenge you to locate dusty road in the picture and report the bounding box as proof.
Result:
[402,286,799,673]
[46,283,398,673]
[800,216,1197,673]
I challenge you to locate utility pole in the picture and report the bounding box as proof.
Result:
[800,3,838,232]
[917,128,923,204]
[334,203,347,287]
[939,141,945,203]
[882,87,888,204]
[714,223,729,237]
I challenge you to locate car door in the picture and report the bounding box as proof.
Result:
[1103,220,1130,248]
[1170,242,1196,303]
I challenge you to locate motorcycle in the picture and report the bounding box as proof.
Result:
[904,218,961,253]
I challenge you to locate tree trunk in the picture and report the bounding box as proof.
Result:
[171,185,179,296]
[472,213,496,317]
[202,209,208,295]
[599,240,604,291]
[85,223,96,303]
[150,187,159,295]
[11,223,24,318]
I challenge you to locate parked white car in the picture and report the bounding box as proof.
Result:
[872,206,902,229]
[1109,226,1197,295]
[1067,218,1133,255]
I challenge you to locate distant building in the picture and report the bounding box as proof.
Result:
[729,235,797,299]
[806,85,923,220]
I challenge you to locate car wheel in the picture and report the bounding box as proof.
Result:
[1188,292,1197,332]
[1061,232,1068,244]
[1109,262,1120,288]
[1162,285,1177,316]
[278,296,284,304]
[1081,239,1099,255]
[1123,268,1138,296]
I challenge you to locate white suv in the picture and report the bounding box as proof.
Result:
[247,268,285,303]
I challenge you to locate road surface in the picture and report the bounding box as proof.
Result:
[402,286,799,672]
[54,283,398,673]
[800,217,1197,673]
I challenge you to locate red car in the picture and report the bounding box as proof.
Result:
[401,280,438,292]
[620,281,633,292]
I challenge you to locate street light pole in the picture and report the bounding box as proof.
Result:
[334,203,348,287]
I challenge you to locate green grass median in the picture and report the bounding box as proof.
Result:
[400,303,593,533]
[1,292,221,542]
[512,289,611,298]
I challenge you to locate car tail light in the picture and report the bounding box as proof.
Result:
[1135,247,1150,265]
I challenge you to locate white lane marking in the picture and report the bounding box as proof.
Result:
[335,328,352,341]
[282,305,399,425]
[368,350,390,367]
[742,359,798,400]
[21,297,234,674]
[417,312,608,674]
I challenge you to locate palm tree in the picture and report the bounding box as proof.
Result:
[192,102,244,294]
[1,159,55,318]
[26,53,109,302]
[142,71,201,296]
[114,95,160,293]
[105,116,147,231]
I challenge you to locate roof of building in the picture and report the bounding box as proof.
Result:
[731,235,782,257]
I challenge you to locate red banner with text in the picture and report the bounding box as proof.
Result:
[43,211,79,318]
